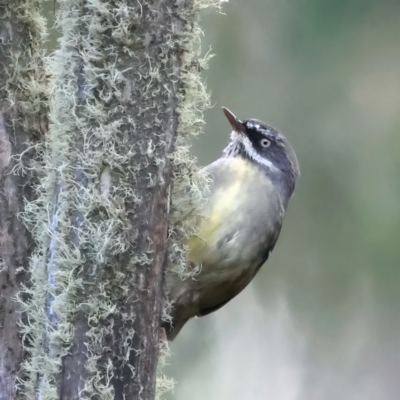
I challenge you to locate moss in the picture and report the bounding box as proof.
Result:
[159,0,227,397]
[15,0,226,398]
[0,0,48,397]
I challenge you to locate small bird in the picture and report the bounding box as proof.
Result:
[164,107,299,340]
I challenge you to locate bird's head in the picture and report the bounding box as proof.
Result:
[222,107,300,201]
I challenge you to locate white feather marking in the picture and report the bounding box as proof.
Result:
[230,130,279,172]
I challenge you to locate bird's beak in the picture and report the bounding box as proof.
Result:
[222,107,245,133]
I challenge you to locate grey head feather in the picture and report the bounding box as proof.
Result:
[222,116,299,209]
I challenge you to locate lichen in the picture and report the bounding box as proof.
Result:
[159,0,227,397]
[1,0,49,146]
[14,0,227,398]
[0,0,48,397]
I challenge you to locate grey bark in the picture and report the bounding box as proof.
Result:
[0,0,212,398]
[0,1,48,398]
[19,0,195,399]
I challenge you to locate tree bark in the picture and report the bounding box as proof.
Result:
[0,0,217,398]
[19,0,211,399]
[0,1,48,398]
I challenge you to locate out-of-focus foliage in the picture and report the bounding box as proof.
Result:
[42,1,400,398]
[167,1,400,399]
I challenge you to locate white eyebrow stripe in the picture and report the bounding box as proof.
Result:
[245,122,272,136]
[230,130,280,172]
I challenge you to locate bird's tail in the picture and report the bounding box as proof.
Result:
[161,314,189,341]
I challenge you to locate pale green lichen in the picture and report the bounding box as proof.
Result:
[0,0,48,396]
[1,0,49,145]
[15,0,226,398]
[19,1,142,397]
[159,0,227,397]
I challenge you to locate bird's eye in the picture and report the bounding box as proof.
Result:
[260,138,271,148]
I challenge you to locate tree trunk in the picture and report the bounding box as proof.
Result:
[0,1,48,398]
[0,0,218,398]
[19,0,214,399]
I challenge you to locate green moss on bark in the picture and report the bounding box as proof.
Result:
[17,0,225,399]
[0,1,48,398]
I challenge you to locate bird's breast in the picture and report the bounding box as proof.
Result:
[185,157,283,304]
[165,156,285,323]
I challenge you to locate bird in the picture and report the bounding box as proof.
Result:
[164,107,300,340]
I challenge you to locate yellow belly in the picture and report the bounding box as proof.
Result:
[165,156,284,334]
[187,157,282,291]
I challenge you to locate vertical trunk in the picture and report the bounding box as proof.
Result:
[0,1,48,399]
[20,0,215,399]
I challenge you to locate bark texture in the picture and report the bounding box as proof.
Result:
[19,0,213,399]
[0,1,48,399]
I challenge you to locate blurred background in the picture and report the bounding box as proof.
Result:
[166,1,400,399]
[42,1,400,399]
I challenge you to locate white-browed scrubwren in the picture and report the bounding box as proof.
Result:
[164,107,300,340]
